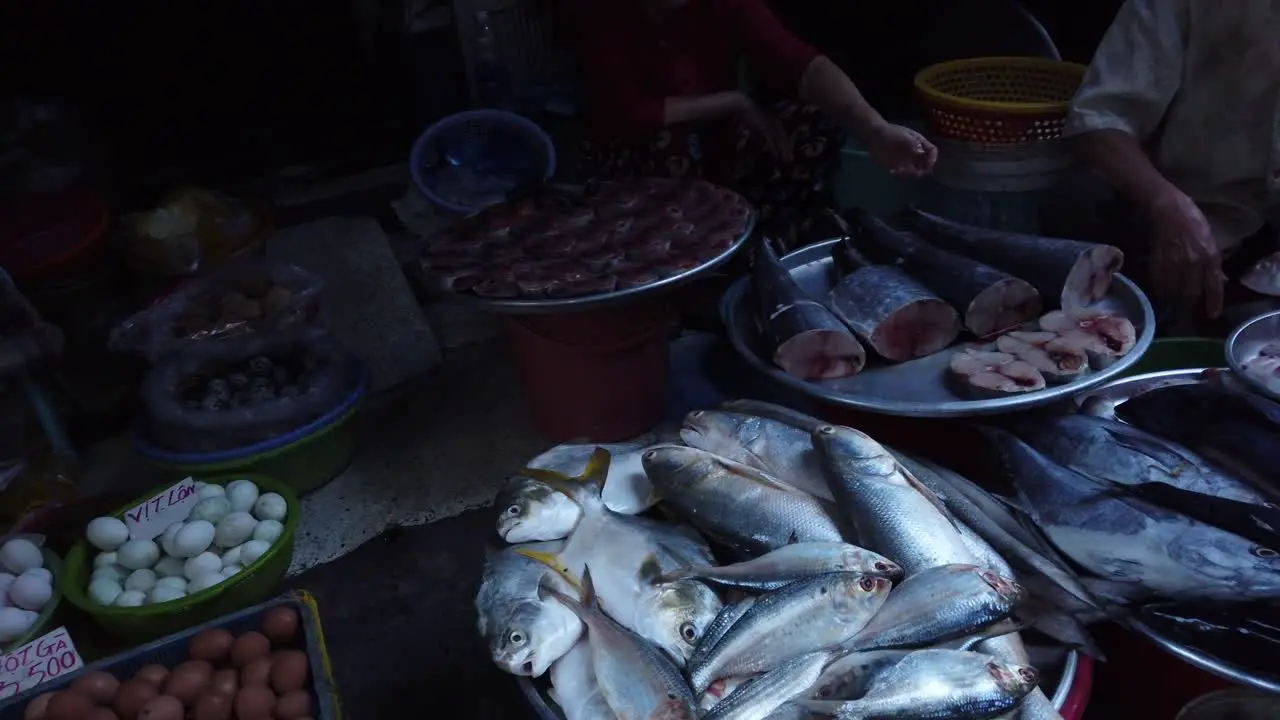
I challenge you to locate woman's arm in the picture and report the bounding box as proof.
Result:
[796,56,887,145]
[663,92,750,126]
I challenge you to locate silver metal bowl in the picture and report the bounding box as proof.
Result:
[1225,309,1280,401]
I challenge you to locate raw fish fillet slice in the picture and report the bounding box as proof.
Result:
[898,207,1124,309]
[949,349,1046,398]
[472,277,520,298]
[1037,308,1136,369]
[754,242,866,380]
[828,266,962,362]
[995,330,1088,384]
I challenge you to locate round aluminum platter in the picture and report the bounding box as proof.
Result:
[720,238,1157,418]
[1226,308,1280,402]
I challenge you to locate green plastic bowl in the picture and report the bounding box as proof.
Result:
[1119,337,1226,377]
[3,547,64,652]
[61,473,299,642]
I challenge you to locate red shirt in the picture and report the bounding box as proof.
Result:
[573,0,821,140]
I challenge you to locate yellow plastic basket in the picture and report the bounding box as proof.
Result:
[914,57,1088,144]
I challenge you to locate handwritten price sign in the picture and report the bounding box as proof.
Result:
[0,627,83,699]
[125,477,198,541]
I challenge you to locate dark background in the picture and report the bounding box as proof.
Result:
[0,0,1124,204]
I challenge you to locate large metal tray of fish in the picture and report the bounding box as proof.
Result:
[721,235,1156,418]
[1071,367,1280,695]
[418,178,756,315]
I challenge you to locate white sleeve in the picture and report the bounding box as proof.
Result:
[1064,0,1188,141]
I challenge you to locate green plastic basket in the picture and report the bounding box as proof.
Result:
[1118,337,1225,377]
[2,547,64,653]
[61,473,299,642]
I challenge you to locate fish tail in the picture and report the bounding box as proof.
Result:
[514,548,582,591]
[520,447,612,506]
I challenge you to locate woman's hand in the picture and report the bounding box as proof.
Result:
[866,124,938,177]
[734,93,793,162]
[1147,189,1224,319]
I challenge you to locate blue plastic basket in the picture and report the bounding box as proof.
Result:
[410,109,557,215]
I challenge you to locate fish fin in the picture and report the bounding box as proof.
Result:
[1079,577,1147,606]
[580,566,599,611]
[894,462,962,528]
[638,553,666,586]
[717,399,826,432]
[513,548,581,590]
[1099,422,1206,472]
[712,454,812,494]
[519,447,612,506]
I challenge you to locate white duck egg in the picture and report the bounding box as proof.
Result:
[252,493,287,522]
[183,552,222,581]
[172,521,216,558]
[148,586,186,604]
[251,520,283,544]
[9,574,51,611]
[88,578,123,606]
[0,539,43,575]
[220,544,243,568]
[159,522,185,557]
[91,566,128,585]
[124,569,157,593]
[155,576,187,592]
[197,483,226,501]
[214,512,256,548]
[188,572,224,594]
[0,573,15,597]
[117,540,160,570]
[239,540,271,567]
[85,517,130,551]
[220,564,243,578]
[114,590,146,607]
[225,480,260,513]
[189,497,232,525]
[93,552,118,570]
[21,568,52,585]
[0,607,36,642]
[154,556,185,578]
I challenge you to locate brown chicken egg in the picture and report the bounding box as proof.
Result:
[209,668,239,697]
[44,690,95,720]
[21,692,53,720]
[269,650,309,694]
[133,665,169,687]
[229,632,271,667]
[261,606,300,644]
[71,670,121,704]
[234,686,276,720]
[273,690,314,719]
[190,691,233,720]
[136,695,183,720]
[84,709,121,720]
[188,629,235,664]
[162,660,213,704]
[114,679,160,719]
[240,658,272,687]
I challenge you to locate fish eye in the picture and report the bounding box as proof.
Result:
[816,685,833,698]
[858,577,877,591]
[644,450,657,460]
[1018,668,1038,683]
[506,504,521,516]
[1252,546,1279,559]
[508,630,526,645]
[679,622,697,643]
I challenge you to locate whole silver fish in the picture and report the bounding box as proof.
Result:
[808,650,912,702]
[662,542,903,591]
[689,572,891,694]
[843,564,1024,652]
[680,409,833,500]
[549,639,617,720]
[801,649,1040,720]
[704,651,832,720]
[642,444,849,557]
[983,426,1280,602]
[496,474,584,543]
[545,571,699,720]
[475,542,582,677]
[812,423,1062,720]
[690,597,756,671]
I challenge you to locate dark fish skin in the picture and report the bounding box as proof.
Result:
[896,207,1124,310]
[1140,601,1280,680]
[828,237,962,362]
[848,210,1042,337]
[1098,480,1280,551]
[753,240,866,380]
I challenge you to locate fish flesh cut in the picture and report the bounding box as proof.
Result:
[995,331,1088,384]
[897,207,1124,310]
[828,237,961,362]
[849,210,1042,337]
[1037,309,1136,369]
[753,240,866,380]
[949,349,1047,398]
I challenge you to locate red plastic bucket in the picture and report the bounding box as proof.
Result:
[1091,624,1235,718]
[506,303,672,442]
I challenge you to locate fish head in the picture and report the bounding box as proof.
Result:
[488,599,582,677]
[978,569,1027,605]
[635,580,724,666]
[811,425,898,479]
[1170,531,1280,594]
[1241,252,1280,295]
[847,549,903,581]
[641,445,719,486]
[496,476,582,543]
[828,573,893,619]
[987,660,1039,697]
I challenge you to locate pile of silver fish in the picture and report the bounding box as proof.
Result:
[477,400,1128,720]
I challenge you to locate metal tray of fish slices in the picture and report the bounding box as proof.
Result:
[516,649,1082,719]
[720,238,1157,418]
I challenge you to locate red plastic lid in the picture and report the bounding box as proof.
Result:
[0,189,109,280]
